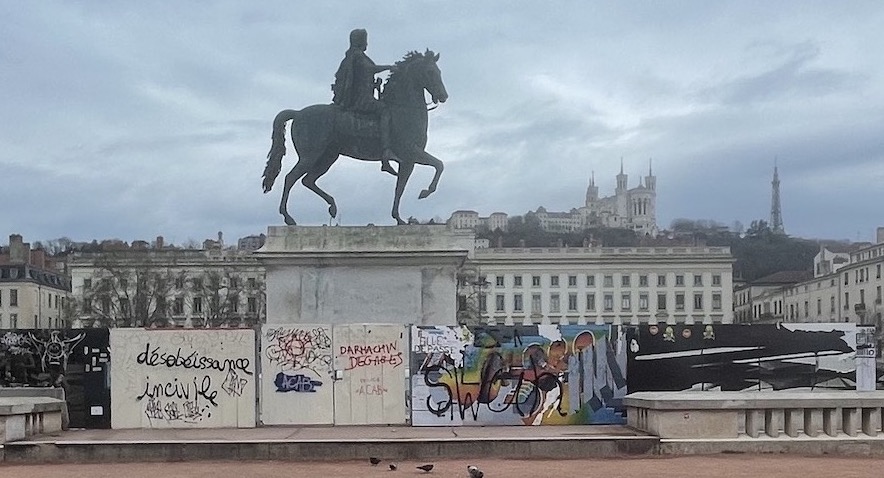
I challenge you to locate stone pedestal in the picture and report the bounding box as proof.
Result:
[256,225,473,326]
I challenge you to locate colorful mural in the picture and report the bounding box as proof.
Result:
[627,323,858,392]
[410,325,627,426]
[0,328,110,428]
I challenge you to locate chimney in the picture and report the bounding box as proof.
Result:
[31,248,46,269]
[156,236,164,249]
[877,227,884,245]
[9,234,28,264]
[218,231,223,247]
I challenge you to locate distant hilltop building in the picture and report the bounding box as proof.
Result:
[448,211,509,232]
[450,160,658,235]
[576,160,657,235]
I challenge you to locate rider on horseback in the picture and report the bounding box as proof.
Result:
[332,29,397,175]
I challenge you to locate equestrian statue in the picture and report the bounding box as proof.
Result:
[262,29,448,225]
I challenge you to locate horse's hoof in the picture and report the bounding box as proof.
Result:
[329,205,337,218]
[395,218,406,225]
[382,165,398,176]
[418,189,432,199]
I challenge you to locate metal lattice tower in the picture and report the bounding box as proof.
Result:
[770,161,784,234]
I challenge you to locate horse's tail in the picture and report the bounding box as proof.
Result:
[262,109,298,193]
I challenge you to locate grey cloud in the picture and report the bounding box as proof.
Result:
[2,2,884,244]
[703,42,864,106]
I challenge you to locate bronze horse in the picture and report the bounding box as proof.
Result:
[262,50,448,225]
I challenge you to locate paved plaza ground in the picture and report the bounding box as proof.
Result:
[0,456,881,478]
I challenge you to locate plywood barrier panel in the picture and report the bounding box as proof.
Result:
[626,323,857,392]
[411,325,628,426]
[333,324,407,425]
[110,329,256,429]
[0,328,111,429]
[260,325,333,425]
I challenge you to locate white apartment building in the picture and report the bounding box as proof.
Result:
[750,228,884,325]
[470,245,734,326]
[67,245,265,328]
[733,271,811,323]
[0,235,70,329]
[448,210,508,231]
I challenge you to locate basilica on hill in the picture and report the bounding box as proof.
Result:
[533,160,658,235]
[448,160,658,235]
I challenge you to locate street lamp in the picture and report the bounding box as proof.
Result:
[457,274,490,327]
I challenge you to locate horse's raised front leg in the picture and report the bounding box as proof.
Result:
[278,160,312,225]
[391,158,415,225]
[413,150,444,199]
[301,151,339,219]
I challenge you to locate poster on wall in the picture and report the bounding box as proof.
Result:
[410,325,627,426]
[0,328,110,429]
[627,323,857,392]
[110,328,256,429]
[260,325,334,425]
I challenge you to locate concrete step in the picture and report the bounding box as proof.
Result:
[3,434,659,463]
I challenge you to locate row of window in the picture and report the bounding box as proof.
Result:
[492,273,722,289]
[83,276,259,290]
[485,291,723,314]
[758,286,884,321]
[844,264,882,285]
[0,289,66,310]
[0,313,63,329]
[83,296,260,315]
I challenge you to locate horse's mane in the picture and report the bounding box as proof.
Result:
[382,49,437,98]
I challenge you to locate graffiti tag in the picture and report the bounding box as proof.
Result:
[136,343,252,376]
[265,327,332,375]
[339,342,404,370]
[274,372,323,392]
[136,375,219,406]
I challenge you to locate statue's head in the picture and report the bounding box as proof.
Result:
[349,29,368,51]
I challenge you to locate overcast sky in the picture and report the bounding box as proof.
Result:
[2,2,883,247]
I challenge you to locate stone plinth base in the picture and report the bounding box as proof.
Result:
[256,225,473,325]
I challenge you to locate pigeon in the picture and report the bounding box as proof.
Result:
[389,463,398,471]
[416,464,434,473]
[370,457,382,466]
[467,465,484,478]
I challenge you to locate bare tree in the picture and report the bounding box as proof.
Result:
[79,256,175,327]
[184,269,249,327]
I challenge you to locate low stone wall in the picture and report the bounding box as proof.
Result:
[625,391,884,439]
[0,397,65,443]
[0,388,68,429]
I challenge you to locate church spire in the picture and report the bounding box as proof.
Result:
[616,157,628,192]
[585,170,599,204]
[644,158,656,191]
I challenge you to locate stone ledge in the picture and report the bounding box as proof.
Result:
[260,225,474,254]
[624,391,884,409]
[0,398,65,416]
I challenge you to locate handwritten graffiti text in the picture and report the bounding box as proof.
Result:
[274,372,323,393]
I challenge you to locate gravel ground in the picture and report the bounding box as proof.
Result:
[0,455,881,478]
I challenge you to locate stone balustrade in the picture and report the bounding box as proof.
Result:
[624,391,884,439]
[0,397,65,443]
